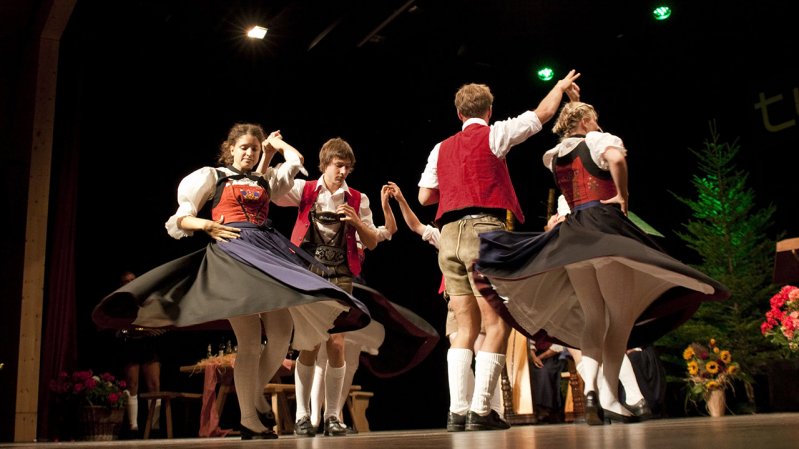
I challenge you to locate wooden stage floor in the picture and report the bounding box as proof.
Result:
[4,413,799,449]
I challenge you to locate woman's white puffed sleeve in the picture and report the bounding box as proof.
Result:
[586,132,626,170]
[164,167,217,239]
[268,151,306,200]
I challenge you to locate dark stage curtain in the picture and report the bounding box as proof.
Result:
[37,116,80,441]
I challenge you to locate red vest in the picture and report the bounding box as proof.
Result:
[289,180,363,276]
[435,124,525,223]
[553,140,617,209]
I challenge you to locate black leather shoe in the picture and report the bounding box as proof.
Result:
[623,398,653,420]
[465,410,510,431]
[602,408,639,424]
[324,416,348,436]
[240,426,278,440]
[584,391,605,426]
[258,409,277,429]
[294,416,316,437]
[446,412,466,432]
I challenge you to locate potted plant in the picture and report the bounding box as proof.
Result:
[683,339,744,417]
[49,370,128,440]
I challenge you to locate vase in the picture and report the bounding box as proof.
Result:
[705,389,726,417]
[79,405,124,441]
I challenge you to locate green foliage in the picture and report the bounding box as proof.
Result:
[657,122,781,376]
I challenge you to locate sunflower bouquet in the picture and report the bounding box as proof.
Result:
[683,339,742,402]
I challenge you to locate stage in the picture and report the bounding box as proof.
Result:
[3,413,799,449]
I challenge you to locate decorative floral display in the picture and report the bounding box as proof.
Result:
[49,370,128,409]
[683,339,742,402]
[761,285,799,353]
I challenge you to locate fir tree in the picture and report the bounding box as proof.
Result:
[658,122,780,377]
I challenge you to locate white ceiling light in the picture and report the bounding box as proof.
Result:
[247,26,268,39]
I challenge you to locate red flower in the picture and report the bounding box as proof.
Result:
[49,370,128,409]
[763,285,799,353]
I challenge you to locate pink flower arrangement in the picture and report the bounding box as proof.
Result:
[761,285,799,353]
[49,370,128,409]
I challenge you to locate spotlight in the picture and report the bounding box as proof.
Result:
[652,6,672,21]
[537,67,554,81]
[247,26,268,39]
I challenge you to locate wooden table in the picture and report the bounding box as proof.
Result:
[180,355,296,437]
[180,359,236,437]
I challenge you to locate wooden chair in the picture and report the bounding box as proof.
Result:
[138,391,203,439]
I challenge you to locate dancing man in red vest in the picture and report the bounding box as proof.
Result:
[417,71,580,431]
[274,137,390,436]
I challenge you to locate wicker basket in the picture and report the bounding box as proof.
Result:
[79,406,124,441]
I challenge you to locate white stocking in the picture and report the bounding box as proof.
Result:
[228,315,269,432]
[565,264,606,394]
[257,310,292,415]
[596,262,637,414]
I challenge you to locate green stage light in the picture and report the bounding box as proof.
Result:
[653,6,672,20]
[537,67,554,81]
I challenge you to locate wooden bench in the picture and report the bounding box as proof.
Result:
[263,383,373,434]
[346,390,374,432]
[139,391,203,439]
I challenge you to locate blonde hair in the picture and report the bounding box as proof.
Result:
[454,83,493,118]
[552,102,598,139]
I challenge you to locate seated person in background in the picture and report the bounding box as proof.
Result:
[530,337,566,424]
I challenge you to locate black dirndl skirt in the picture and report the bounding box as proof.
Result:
[92,222,370,348]
[474,203,729,348]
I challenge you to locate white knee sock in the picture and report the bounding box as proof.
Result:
[294,360,315,421]
[470,351,505,415]
[310,356,326,427]
[619,354,644,405]
[324,362,346,420]
[126,393,138,430]
[581,356,600,395]
[490,373,503,417]
[150,398,161,430]
[447,348,473,415]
